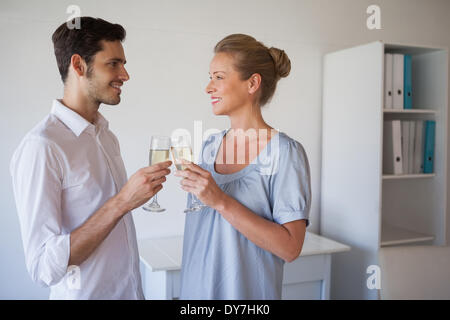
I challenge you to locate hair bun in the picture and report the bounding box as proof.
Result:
[268,47,291,78]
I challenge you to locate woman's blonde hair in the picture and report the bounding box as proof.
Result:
[214,34,291,107]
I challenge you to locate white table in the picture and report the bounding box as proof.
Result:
[138,232,350,300]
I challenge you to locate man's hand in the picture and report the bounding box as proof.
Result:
[68,160,172,267]
[115,161,172,214]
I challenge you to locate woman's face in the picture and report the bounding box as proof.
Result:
[205,52,251,116]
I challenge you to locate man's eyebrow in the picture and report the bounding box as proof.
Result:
[108,58,127,64]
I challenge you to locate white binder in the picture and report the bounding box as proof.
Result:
[408,121,415,174]
[413,121,424,173]
[384,53,393,109]
[402,120,410,174]
[383,120,403,174]
[393,54,404,109]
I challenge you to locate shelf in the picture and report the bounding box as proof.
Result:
[383,108,437,114]
[321,41,448,299]
[383,174,435,180]
[381,223,434,247]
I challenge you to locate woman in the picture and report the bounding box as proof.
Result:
[175,34,311,299]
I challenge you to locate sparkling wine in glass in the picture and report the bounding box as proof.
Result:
[142,136,171,212]
[171,135,207,213]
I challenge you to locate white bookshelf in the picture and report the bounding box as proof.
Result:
[320,41,448,299]
[383,108,437,114]
[382,173,435,180]
[380,223,434,247]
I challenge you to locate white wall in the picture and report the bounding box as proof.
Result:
[1,0,449,299]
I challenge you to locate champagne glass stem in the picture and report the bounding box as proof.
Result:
[183,193,193,213]
[143,192,165,212]
[186,192,207,212]
[151,194,158,206]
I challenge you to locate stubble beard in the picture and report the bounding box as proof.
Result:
[86,68,121,106]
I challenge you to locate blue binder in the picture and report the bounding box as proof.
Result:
[404,54,412,109]
[423,120,435,174]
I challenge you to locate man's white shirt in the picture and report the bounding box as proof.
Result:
[10,99,144,299]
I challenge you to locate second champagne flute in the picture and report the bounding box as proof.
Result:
[142,135,171,212]
[171,135,207,213]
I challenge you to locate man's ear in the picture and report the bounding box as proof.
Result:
[70,54,86,78]
[248,73,262,95]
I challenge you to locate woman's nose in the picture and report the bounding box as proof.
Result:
[205,80,215,94]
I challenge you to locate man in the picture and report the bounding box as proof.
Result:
[10,17,171,299]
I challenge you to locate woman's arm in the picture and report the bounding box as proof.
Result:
[218,194,307,262]
[175,162,307,262]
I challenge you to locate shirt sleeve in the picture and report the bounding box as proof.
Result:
[10,137,70,287]
[270,140,312,227]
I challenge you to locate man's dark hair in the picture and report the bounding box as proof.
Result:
[52,17,126,83]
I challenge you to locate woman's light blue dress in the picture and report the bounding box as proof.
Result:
[180,129,311,299]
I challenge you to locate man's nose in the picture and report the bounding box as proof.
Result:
[120,66,130,82]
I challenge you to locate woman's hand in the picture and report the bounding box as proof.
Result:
[174,161,227,210]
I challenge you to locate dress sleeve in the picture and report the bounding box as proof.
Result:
[10,137,70,287]
[270,140,311,227]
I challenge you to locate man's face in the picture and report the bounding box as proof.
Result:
[85,40,129,105]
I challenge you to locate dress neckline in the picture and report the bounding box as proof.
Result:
[210,128,281,184]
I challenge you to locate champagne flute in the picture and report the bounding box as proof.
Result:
[142,135,171,212]
[171,135,207,213]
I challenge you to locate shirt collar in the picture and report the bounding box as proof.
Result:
[51,99,109,137]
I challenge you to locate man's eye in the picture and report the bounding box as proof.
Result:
[110,62,117,67]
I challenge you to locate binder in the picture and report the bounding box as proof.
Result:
[393,54,404,109]
[383,120,403,174]
[413,121,424,173]
[404,54,412,109]
[384,53,393,109]
[408,121,415,173]
[401,120,410,174]
[423,120,436,174]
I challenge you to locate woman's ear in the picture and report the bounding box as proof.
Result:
[248,73,262,95]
